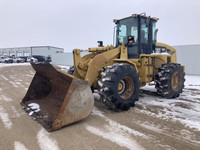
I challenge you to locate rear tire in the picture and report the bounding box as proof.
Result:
[98,63,141,111]
[155,63,185,98]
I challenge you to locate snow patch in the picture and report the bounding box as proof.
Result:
[29,111,34,116]
[0,95,13,102]
[11,106,22,118]
[9,80,19,88]
[0,105,12,129]
[185,75,200,90]
[139,122,163,133]
[26,74,34,78]
[0,63,30,68]
[137,80,200,131]
[37,128,60,150]
[28,103,40,112]
[92,107,150,139]
[98,81,103,87]
[86,125,145,150]
[151,52,170,55]
[15,81,22,85]
[103,87,109,92]
[102,77,111,82]
[29,70,35,75]
[93,93,101,100]
[14,141,28,150]
[0,75,9,81]
[58,65,70,73]
[101,71,106,77]
[110,68,116,72]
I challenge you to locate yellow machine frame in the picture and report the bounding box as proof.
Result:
[72,42,179,88]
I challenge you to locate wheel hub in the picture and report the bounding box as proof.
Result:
[118,76,134,99]
[118,80,126,94]
[172,72,181,90]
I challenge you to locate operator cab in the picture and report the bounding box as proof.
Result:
[114,13,158,58]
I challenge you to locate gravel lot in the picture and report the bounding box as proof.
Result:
[0,64,200,150]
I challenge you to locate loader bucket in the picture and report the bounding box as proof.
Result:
[21,63,94,131]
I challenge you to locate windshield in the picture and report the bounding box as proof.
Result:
[116,17,138,46]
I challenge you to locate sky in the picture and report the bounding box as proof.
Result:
[0,0,199,52]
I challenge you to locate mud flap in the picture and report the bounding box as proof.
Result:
[21,63,94,131]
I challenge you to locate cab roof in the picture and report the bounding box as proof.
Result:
[113,13,159,23]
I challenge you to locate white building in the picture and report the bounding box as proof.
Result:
[1,45,199,75]
[0,46,64,57]
[174,44,200,75]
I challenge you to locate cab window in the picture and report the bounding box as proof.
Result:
[140,18,149,44]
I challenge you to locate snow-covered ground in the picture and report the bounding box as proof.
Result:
[0,63,30,68]
[0,63,200,150]
[185,75,200,90]
[140,83,200,131]
[136,74,200,131]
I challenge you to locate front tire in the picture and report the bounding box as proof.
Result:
[155,63,185,98]
[98,63,141,111]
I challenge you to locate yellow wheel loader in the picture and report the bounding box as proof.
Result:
[21,13,185,131]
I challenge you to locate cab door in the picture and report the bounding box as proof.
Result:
[127,25,139,58]
[139,17,153,54]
